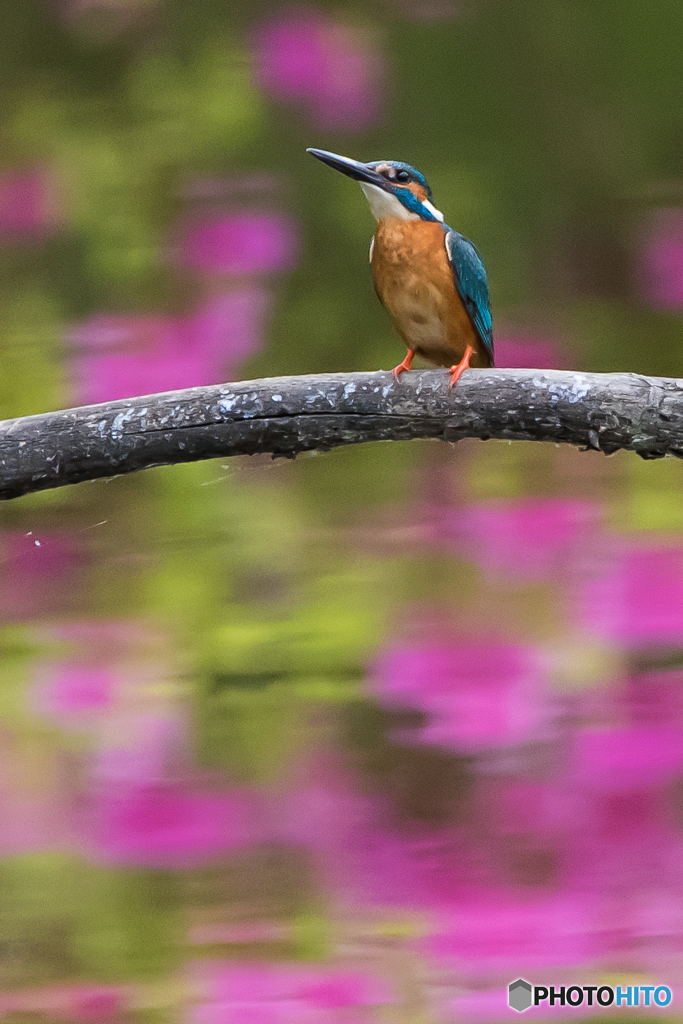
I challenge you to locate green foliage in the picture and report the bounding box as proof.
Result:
[0,856,178,985]
[292,912,328,961]
[0,288,65,418]
[5,31,263,310]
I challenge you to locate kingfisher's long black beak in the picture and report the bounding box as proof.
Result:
[306,148,388,190]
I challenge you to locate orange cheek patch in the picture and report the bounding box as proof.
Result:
[405,182,428,202]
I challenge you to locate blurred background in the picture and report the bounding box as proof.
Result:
[2,1,683,1021]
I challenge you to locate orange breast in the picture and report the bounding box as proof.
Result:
[371,219,491,368]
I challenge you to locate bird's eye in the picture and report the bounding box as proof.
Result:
[396,170,410,183]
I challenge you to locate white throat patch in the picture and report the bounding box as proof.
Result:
[359,182,419,221]
[359,182,443,223]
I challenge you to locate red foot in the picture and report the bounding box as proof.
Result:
[448,344,475,389]
[391,348,416,378]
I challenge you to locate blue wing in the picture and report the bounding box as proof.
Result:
[445,228,494,363]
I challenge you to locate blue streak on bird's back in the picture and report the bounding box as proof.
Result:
[445,229,494,361]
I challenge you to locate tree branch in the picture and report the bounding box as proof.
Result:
[1,367,682,501]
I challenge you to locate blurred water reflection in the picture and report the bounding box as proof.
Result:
[2,441,683,1020]
[2,1,683,1021]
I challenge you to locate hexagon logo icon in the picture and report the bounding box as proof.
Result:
[509,979,533,1012]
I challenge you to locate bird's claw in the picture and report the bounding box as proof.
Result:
[448,344,475,389]
[391,349,416,378]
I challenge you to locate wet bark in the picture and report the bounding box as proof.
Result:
[1,367,682,500]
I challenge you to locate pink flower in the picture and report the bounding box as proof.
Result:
[372,642,550,751]
[252,8,384,131]
[94,715,185,788]
[0,985,123,1021]
[637,208,683,309]
[476,778,581,837]
[293,972,384,1008]
[563,785,683,932]
[32,662,115,722]
[69,290,269,404]
[189,961,393,1018]
[69,986,122,1022]
[0,730,73,854]
[80,709,254,867]
[426,891,599,974]
[0,531,85,620]
[273,756,431,908]
[580,543,683,645]
[0,167,57,241]
[448,986,524,1023]
[624,669,683,726]
[87,781,252,868]
[0,786,68,855]
[191,1004,284,1024]
[182,213,299,275]
[571,726,683,793]
[454,499,600,580]
[494,333,569,370]
[421,789,683,971]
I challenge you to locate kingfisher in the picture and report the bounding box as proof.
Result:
[306,148,493,386]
